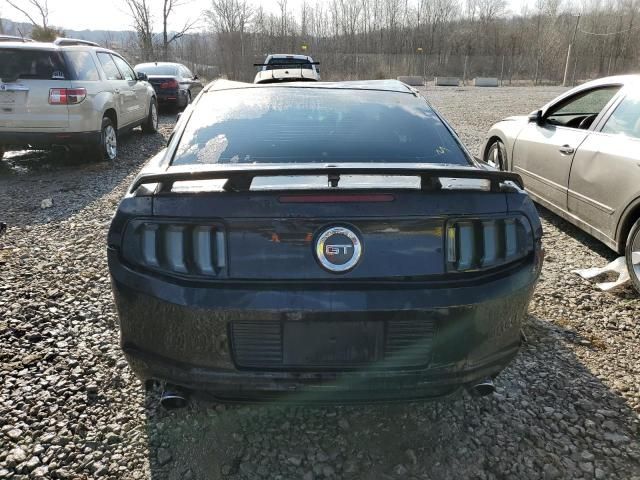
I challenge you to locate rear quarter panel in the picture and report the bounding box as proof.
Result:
[67,80,115,132]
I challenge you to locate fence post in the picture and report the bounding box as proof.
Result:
[463,55,469,85]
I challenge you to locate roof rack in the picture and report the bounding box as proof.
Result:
[0,35,34,43]
[53,37,99,47]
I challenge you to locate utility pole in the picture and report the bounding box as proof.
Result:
[563,14,581,87]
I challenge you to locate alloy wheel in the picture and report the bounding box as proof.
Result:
[104,125,117,160]
[487,141,505,170]
[628,227,640,290]
[152,102,158,130]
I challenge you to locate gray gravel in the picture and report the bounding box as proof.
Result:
[1,88,639,480]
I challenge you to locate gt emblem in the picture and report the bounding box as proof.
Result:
[315,226,362,273]
[326,244,352,256]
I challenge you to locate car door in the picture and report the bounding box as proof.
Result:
[112,54,146,125]
[512,85,621,212]
[96,52,133,126]
[567,89,640,243]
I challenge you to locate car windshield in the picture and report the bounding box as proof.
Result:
[171,87,469,166]
[136,65,178,75]
[266,58,313,70]
[0,48,68,81]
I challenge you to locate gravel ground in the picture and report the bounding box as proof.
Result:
[1,87,639,480]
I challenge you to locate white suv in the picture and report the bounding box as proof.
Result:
[0,38,158,162]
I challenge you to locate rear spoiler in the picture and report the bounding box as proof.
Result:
[254,62,320,67]
[131,165,524,194]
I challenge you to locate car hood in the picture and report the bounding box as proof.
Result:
[500,115,528,123]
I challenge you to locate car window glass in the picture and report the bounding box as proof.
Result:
[64,51,100,81]
[97,52,123,80]
[546,86,620,128]
[0,48,68,81]
[266,58,313,70]
[112,56,136,81]
[601,94,640,139]
[172,88,470,166]
[183,67,193,78]
[135,65,178,76]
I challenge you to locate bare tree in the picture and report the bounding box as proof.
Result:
[207,0,254,79]
[162,0,198,60]
[124,0,154,60]
[6,0,63,41]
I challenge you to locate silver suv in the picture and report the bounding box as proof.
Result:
[0,38,158,162]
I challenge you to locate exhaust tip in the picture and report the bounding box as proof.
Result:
[469,378,496,397]
[159,390,189,409]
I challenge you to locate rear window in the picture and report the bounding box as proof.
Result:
[266,58,313,70]
[136,65,178,75]
[0,48,68,81]
[171,87,469,166]
[64,51,100,81]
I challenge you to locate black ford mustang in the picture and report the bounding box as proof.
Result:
[107,79,543,403]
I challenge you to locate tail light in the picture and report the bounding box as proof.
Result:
[160,79,179,89]
[122,220,226,277]
[48,88,87,105]
[446,215,534,272]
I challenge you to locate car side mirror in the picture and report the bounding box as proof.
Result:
[137,72,148,81]
[528,110,544,126]
[193,74,199,80]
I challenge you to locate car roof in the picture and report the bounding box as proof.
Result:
[0,40,117,55]
[135,62,184,67]
[266,54,313,60]
[206,79,417,95]
[576,74,640,89]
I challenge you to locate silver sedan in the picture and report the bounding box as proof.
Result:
[482,75,640,292]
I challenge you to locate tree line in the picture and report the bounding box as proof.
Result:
[184,0,640,84]
[4,0,639,85]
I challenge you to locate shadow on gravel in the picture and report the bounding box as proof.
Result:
[0,115,174,228]
[141,316,640,480]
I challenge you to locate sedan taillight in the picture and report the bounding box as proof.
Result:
[160,79,179,89]
[122,220,226,277]
[446,216,534,272]
[48,88,87,105]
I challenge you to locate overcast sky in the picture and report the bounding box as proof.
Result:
[2,0,532,33]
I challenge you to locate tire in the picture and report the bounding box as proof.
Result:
[625,218,640,294]
[89,116,117,162]
[187,91,192,105]
[141,99,159,134]
[485,139,507,171]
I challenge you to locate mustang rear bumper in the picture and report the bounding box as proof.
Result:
[109,248,541,402]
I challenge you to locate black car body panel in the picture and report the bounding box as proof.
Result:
[108,80,543,403]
